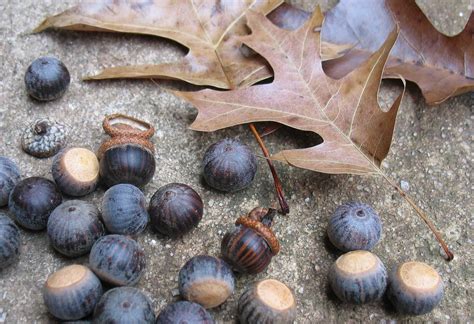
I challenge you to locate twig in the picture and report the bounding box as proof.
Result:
[380,172,454,261]
[249,123,290,215]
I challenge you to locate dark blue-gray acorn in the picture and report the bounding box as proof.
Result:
[93,287,155,323]
[9,177,62,230]
[99,114,156,188]
[328,250,387,304]
[21,119,67,158]
[221,207,280,274]
[149,183,203,238]
[47,200,105,257]
[178,255,235,309]
[0,214,21,269]
[387,261,444,315]
[0,157,21,207]
[202,138,257,192]
[89,234,146,286]
[52,147,100,197]
[101,184,148,236]
[25,56,70,101]
[327,202,382,252]
[156,301,214,324]
[238,279,296,324]
[43,264,103,321]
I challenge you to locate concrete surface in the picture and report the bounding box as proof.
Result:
[0,0,472,323]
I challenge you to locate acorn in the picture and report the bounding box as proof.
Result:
[0,214,21,269]
[387,261,444,315]
[47,200,105,257]
[52,147,100,197]
[178,255,235,309]
[98,114,156,188]
[202,138,257,192]
[21,119,67,158]
[328,250,387,304]
[93,287,155,323]
[24,56,70,101]
[101,184,149,236]
[149,183,203,238]
[43,264,103,321]
[238,279,297,324]
[156,301,214,324]
[89,234,146,286]
[9,177,62,230]
[327,202,382,252]
[0,157,21,207]
[221,207,280,274]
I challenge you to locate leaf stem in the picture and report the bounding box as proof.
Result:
[249,123,290,215]
[380,172,454,261]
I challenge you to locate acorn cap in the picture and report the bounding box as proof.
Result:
[103,113,154,139]
[98,114,155,158]
[235,208,280,255]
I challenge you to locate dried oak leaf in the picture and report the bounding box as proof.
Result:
[34,0,284,89]
[321,0,474,104]
[175,8,405,175]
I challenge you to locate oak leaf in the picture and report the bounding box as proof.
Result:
[174,8,405,176]
[321,0,474,104]
[34,0,284,89]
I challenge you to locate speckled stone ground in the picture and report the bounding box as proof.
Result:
[0,0,472,323]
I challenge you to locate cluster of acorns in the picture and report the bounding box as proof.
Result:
[0,55,445,323]
[326,202,444,315]
[0,57,296,323]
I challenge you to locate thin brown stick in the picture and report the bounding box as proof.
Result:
[380,172,454,261]
[249,123,290,215]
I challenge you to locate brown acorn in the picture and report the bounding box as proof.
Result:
[98,114,156,188]
[221,207,280,274]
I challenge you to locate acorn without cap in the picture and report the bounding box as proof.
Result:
[328,250,387,304]
[387,261,444,315]
[221,207,280,274]
[89,234,146,286]
[238,279,297,324]
[93,287,155,323]
[0,157,20,207]
[156,301,214,324]
[52,147,99,196]
[101,184,149,236]
[149,183,203,238]
[98,114,156,188]
[43,264,103,321]
[47,200,105,257]
[0,214,21,269]
[9,177,62,230]
[178,255,235,309]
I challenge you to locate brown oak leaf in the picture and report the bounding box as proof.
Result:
[34,0,284,89]
[174,8,405,176]
[321,0,474,104]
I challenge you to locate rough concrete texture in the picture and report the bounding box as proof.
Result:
[0,0,472,323]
